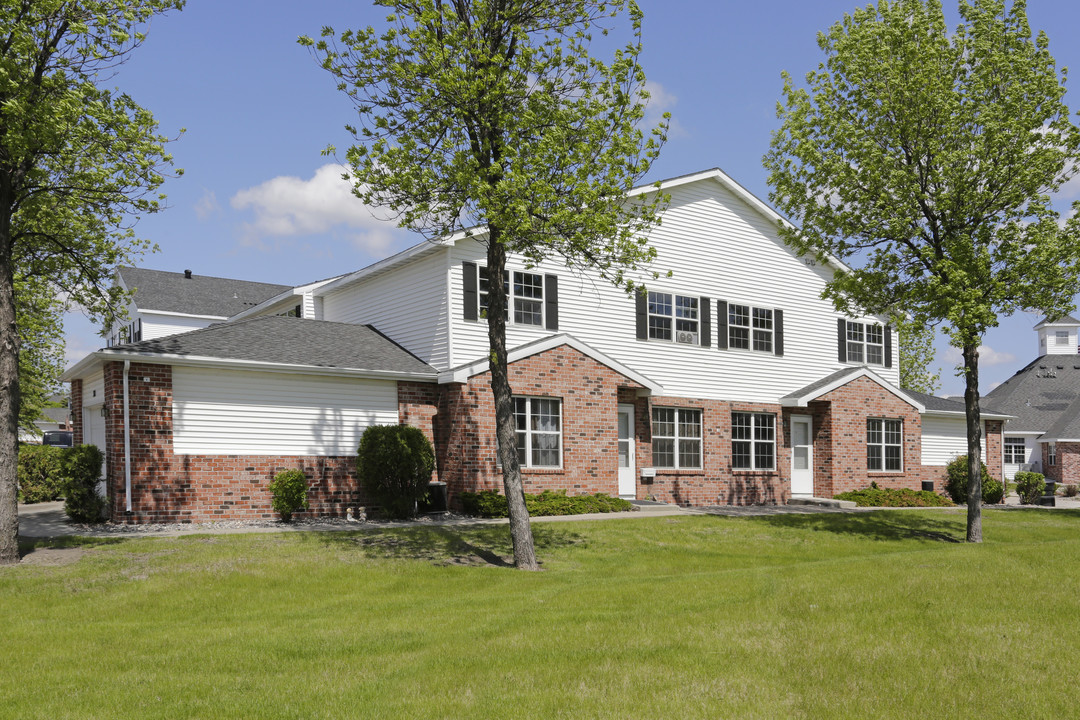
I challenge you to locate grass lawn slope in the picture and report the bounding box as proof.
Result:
[2,508,1077,719]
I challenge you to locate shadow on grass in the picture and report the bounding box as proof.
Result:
[307,524,586,567]
[746,510,965,543]
[18,535,127,554]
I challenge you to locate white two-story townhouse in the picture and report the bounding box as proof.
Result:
[63,168,1008,522]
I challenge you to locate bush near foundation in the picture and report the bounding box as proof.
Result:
[835,484,953,507]
[17,445,66,503]
[62,445,106,523]
[459,489,633,517]
[1014,471,1046,505]
[944,455,1003,504]
[268,469,310,522]
[1062,484,1079,498]
[357,425,435,519]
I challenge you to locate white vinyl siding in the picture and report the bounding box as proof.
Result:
[920,416,988,466]
[447,180,899,401]
[82,371,105,407]
[139,312,220,340]
[321,248,450,369]
[172,366,398,456]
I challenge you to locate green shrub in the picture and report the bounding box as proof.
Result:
[357,425,435,519]
[267,469,309,522]
[459,489,633,518]
[834,486,954,508]
[62,445,106,523]
[1014,471,1046,504]
[944,455,1001,504]
[17,445,66,503]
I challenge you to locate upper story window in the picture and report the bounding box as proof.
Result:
[514,396,561,467]
[731,412,775,470]
[838,319,890,367]
[278,304,302,318]
[1056,330,1070,346]
[1004,437,1026,464]
[649,292,698,344]
[729,304,773,352]
[652,407,702,469]
[866,418,902,471]
[463,262,558,331]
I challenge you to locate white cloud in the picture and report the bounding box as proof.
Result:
[194,189,221,220]
[943,345,1016,367]
[641,80,686,138]
[64,334,100,367]
[230,164,405,254]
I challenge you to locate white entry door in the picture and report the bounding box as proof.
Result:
[617,404,636,499]
[791,415,814,496]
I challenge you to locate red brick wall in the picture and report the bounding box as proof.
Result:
[1044,441,1080,485]
[398,381,439,449]
[70,379,83,446]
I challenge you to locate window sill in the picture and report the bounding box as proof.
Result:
[654,468,704,475]
[730,469,778,475]
[520,467,565,474]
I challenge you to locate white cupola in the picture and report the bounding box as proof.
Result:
[1034,315,1080,356]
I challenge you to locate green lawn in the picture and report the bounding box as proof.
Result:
[2,509,1078,719]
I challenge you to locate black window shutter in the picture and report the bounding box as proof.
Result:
[699,296,711,347]
[545,275,559,331]
[635,290,648,340]
[837,318,847,362]
[462,262,478,321]
[884,324,893,368]
[716,300,728,350]
[774,309,784,356]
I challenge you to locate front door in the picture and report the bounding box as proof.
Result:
[791,415,814,496]
[617,404,636,498]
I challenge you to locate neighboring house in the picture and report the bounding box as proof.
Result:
[63,168,1009,522]
[17,396,71,443]
[984,316,1080,484]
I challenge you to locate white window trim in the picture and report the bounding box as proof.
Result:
[647,291,699,345]
[514,396,562,468]
[728,304,774,353]
[847,321,885,366]
[651,407,703,469]
[479,267,545,327]
[731,412,776,471]
[1003,437,1027,465]
[867,418,903,472]
[1048,442,1057,466]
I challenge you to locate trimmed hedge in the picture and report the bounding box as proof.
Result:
[459,489,633,518]
[17,445,66,503]
[945,455,1004,504]
[267,469,309,522]
[62,445,106,523]
[834,485,954,508]
[358,425,435,519]
[1014,471,1046,505]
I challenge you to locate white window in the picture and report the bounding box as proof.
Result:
[479,268,544,326]
[652,407,702,469]
[1048,442,1057,466]
[847,322,884,365]
[729,304,773,352]
[514,397,561,467]
[1004,437,1026,464]
[867,419,902,471]
[731,412,775,470]
[1056,330,1070,346]
[648,292,698,344]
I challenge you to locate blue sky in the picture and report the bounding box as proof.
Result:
[62,0,1080,396]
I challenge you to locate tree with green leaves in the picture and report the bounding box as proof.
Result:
[896,318,940,395]
[16,275,65,437]
[0,0,182,565]
[302,0,667,569]
[764,0,1080,543]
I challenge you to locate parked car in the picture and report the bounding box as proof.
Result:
[42,430,73,448]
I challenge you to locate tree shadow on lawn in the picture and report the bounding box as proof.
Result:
[746,510,966,543]
[308,524,586,568]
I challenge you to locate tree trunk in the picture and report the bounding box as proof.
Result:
[963,342,982,543]
[485,231,539,570]
[0,193,20,565]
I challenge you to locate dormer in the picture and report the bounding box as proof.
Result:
[1035,315,1080,356]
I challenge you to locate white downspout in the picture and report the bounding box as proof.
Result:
[123,360,132,513]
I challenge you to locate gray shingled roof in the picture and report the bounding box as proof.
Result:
[105,316,436,377]
[984,356,1080,433]
[901,388,1010,418]
[119,267,291,317]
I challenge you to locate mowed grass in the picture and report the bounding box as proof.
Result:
[2,509,1078,719]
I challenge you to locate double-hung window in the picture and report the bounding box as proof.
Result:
[514,397,561,467]
[866,419,902,471]
[1004,437,1026,464]
[479,268,544,327]
[731,412,775,470]
[648,292,699,344]
[846,322,885,365]
[1048,442,1057,466]
[651,407,702,469]
[729,305,773,352]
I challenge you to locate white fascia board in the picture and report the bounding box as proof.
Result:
[1033,317,1080,330]
[140,309,229,321]
[920,408,1015,420]
[314,237,455,297]
[439,333,664,395]
[63,349,437,383]
[780,367,924,412]
[228,276,344,321]
[61,352,106,382]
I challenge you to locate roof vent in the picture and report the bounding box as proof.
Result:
[184,269,192,279]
